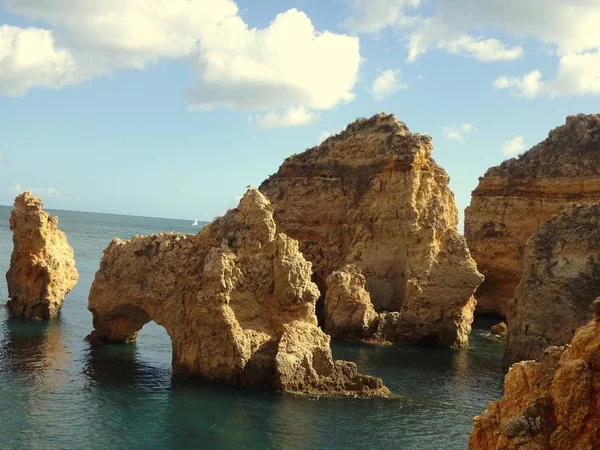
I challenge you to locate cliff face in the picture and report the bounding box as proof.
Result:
[6,191,79,319]
[87,189,389,397]
[504,204,600,367]
[465,114,600,316]
[260,113,483,348]
[469,299,600,450]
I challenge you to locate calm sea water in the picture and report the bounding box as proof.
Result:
[0,205,505,449]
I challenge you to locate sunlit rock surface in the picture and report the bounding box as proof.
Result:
[87,189,389,397]
[504,204,600,367]
[260,113,482,348]
[6,191,79,319]
[470,298,600,450]
[465,114,600,316]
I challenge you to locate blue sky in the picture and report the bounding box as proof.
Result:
[0,0,598,229]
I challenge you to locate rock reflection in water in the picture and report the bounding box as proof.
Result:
[0,315,69,389]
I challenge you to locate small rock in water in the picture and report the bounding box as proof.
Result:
[490,322,507,338]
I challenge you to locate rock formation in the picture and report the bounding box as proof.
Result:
[490,322,507,338]
[465,114,600,316]
[260,113,483,348]
[6,191,79,319]
[504,204,600,367]
[87,189,389,397]
[324,265,379,341]
[469,298,600,450]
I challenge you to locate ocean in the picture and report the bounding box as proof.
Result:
[0,206,505,449]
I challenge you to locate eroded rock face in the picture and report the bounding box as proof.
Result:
[260,113,483,348]
[324,265,379,340]
[469,299,600,450]
[504,204,600,367]
[6,191,79,319]
[490,322,507,338]
[87,189,389,397]
[465,114,600,316]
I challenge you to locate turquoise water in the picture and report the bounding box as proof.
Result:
[0,206,505,449]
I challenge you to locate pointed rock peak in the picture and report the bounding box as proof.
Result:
[239,188,271,212]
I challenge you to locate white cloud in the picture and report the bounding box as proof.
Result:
[318,131,332,144]
[493,70,543,98]
[254,107,320,130]
[494,51,600,97]
[317,127,345,144]
[442,123,472,142]
[0,26,77,96]
[7,184,63,197]
[342,0,600,91]
[187,9,360,115]
[502,136,526,156]
[342,0,422,34]
[32,187,63,198]
[437,36,523,62]
[371,69,406,101]
[8,184,22,193]
[0,2,361,127]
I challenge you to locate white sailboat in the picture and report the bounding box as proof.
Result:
[192,218,199,226]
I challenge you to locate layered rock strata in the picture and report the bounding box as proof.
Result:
[6,191,79,319]
[504,204,600,367]
[87,189,389,397]
[465,114,600,316]
[260,113,483,348]
[469,299,600,450]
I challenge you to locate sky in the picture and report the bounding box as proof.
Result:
[0,0,598,230]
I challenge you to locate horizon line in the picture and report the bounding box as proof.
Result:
[0,203,211,224]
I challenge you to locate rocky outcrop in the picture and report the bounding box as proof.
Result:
[87,189,389,397]
[324,266,379,341]
[6,191,79,319]
[469,299,600,450]
[465,114,600,316]
[504,204,600,367]
[490,322,507,338]
[260,113,483,348]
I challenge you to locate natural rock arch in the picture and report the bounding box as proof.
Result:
[87,190,389,396]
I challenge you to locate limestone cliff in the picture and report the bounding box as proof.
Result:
[469,299,600,450]
[504,204,600,367]
[465,114,600,316]
[260,113,483,348]
[6,191,79,319]
[87,189,389,397]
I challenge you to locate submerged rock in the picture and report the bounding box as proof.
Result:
[6,191,79,319]
[87,189,389,397]
[260,113,483,348]
[469,299,600,450]
[465,114,600,317]
[504,204,600,367]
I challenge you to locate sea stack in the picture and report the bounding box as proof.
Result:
[469,298,600,450]
[504,204,600,367]
[87,189,389,397]
[6,191,79,319]
[260,113,483,348]
[465,114,600,317]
